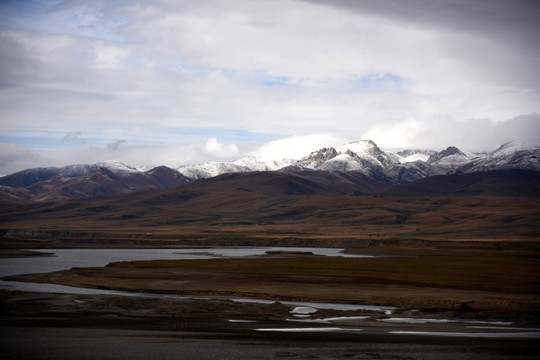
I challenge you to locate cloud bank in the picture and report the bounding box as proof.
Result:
[0,0,538,174]
[1,114,539,176]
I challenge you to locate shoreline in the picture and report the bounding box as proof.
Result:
[0,249,55,258]
[2,290,540,360]
[2,247,540,359]
[4,252,540,322]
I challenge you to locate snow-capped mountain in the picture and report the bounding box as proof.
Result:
[426,146,481,170]
[55,161,141,182]
[1,139,539,203]
[395,149,437,163]
[457,140,540,173]
[177,162,249,180]
[168,139,538,186]
[232,156,295,171]
[137,139,540,182]
[0,162,190,201]
[337,140,395,167]
[294,147,340,169]
[383,161,446,183]
[292,140,395,174]
[0,161,141,188]
[177,156,295,180]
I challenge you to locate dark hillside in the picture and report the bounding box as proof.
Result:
[1,170,539,248]
[379,170,540,197]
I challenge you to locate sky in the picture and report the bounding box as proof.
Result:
[0,0,539,175]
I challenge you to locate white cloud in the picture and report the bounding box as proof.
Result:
[362,114,540,152]
[92,43,132,69]
[253,134,347,160]
[201,137,239,158]
[1,114,539,176]
[0,0,538,172]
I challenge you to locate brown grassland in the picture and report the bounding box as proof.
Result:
[2,170,540,322]
[2,194,540,250]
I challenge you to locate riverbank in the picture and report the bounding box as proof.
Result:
[1,290,540,360]
[4,250,540,321]
[0,249,55,258]
[2,248,540,358]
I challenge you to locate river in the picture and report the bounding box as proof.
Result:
[0,247,370,295]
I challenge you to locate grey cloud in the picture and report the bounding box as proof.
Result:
[491,114,540,144]
[303,0,540,89]
[106,139,126,152]
[363,113,540,152]
[0,143,42,176]
[62,131,86,144]
[303,0,540,47]
[0,0,538,171]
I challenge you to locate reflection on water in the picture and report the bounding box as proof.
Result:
[0,247,370,278]
[0,280,133,296]
[0,247,370,293]
[256,327,348,332]
[390,330,540,338]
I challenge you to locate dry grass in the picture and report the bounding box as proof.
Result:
[108,251,540,294]
[9,250,540,312]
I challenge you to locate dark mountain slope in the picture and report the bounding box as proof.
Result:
[192,170,394,196]
[0,170,390,222]
[379,170,540,197]
[1,170,539,246]
[0,167,59,188]
[0,166,191,202]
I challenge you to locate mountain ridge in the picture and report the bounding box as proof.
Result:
[1,169,538,247]
[1,139,539,203]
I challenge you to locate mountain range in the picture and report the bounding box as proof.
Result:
[0,139,539,247]
[1,139,539,203]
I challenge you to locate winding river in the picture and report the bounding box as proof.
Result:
[0,247,370,296]
[2,247,540,339]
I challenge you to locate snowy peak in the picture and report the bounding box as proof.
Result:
[177,162,249,180]
[396,149,437,163]
[54,161,141,181]
[176,156,296,180]
[490,140,540,157]
[337,140,393,167]
[232,156,295,172]
[294,140,395,173]
[426,146,479,168]
[460,140,540,173]
[336,139,377,154]
[318,153,365,172]
[288,139,539,181]
[295,147,339,169]
[94,160,141,174]
[428,146,465,164]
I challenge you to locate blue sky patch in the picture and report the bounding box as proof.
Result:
[0,0,129,42]
[0,126,283,152]
[221,69,293,88]
[344,73,405,92]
